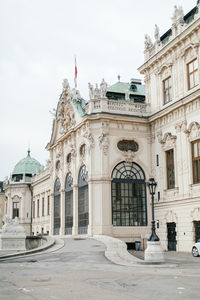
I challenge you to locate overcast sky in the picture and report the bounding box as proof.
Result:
[0,0,196,180]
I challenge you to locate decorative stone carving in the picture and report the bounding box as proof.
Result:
[94,84,100,99]
[0,216,26,251]
[99,133,109,155]
[144,34,153,50]
[69,144,77,158]
[171,5,184,25]
[56,143,63,159]
[157,132,177,150]
[88,82,94,100]
[125,89,130,101]
[124,150,135,163]
[100,79,108,98]
[62,78,70,92]
[164,210,178,223]
[71,88,82,103]
[57,87,76,134]
[191,207,200,220]
[154,24,160,43]
[83,131,95,150]
[185,121,200,141]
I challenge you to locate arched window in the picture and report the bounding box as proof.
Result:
[54,178,61,235]
[111,161,147,226]
[78,165,88,234]
[65,172,73,235]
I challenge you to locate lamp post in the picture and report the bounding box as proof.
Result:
[147,178,159,242]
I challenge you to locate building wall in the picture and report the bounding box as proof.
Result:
[139,3,200,251]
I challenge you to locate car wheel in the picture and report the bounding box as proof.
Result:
[192,246,199,257]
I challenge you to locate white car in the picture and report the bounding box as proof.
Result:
[192,240,200,257]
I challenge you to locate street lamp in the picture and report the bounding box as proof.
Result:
[147,178,159,241]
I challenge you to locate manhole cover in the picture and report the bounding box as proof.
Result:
[74,238,85,241]
[92,245,101,247]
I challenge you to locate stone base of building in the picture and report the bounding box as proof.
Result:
[144,241,164,262]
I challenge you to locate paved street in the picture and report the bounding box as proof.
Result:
[0,238,200,300]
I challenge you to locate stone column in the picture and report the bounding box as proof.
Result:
[72,184,78,236]
[50,193,54,235]
[60,189,65,235]
[87,180,93,236]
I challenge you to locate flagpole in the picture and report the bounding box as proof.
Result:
[74,55,77,89]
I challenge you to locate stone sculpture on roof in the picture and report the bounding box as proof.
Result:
[100,79,108,98]
[88,82,94,100]
[154,24,160,43]
[171,5,184,24]
[144,34,153,50]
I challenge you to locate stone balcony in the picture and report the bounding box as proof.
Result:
[85,98,150,117]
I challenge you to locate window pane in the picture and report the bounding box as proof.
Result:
[193,142,198,158]
[194,59,198,69]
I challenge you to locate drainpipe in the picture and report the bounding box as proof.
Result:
[27,183,33,236]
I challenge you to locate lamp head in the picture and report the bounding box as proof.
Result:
[147,177,157,195]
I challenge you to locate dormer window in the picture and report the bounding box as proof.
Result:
[163,76,172,104]
[187,58,198,90]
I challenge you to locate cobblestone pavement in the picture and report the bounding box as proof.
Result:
[0,238,200,300]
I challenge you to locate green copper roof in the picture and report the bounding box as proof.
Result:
[107,81,145,96]
[12,150,42,175]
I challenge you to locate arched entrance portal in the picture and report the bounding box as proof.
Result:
[54,178,61,235]
[111,161,147,226]
[78,165,88,234]
[65,172,73,235]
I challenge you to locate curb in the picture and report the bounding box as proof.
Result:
[0,237,55,261]
[93,235,177,268]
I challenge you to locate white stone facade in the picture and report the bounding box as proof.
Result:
[4,2,200,252]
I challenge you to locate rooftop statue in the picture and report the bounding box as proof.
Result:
[171,5,184,24]
[71,88,82,102]
[125,89,130,101]
[100,79,108,98]
[88,82,94,100]
[144,34,153,50]
[62,78,70,92]
[154,24,160,43]
[94,83,100,99]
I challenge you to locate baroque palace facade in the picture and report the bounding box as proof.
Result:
[3,1,200,252]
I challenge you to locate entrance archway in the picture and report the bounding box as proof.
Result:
[111,161,147,226]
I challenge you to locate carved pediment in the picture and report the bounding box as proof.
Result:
[181,43,199,61]
[157,63,173,76]
[185,121,200,141]
[191,207,200,220]
[157,131,177,149]
[164,210,177,223]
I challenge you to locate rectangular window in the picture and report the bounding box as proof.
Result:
[37,199,40,217]
[42,197,44,217]
[163,76,172,104]
[192,139,200,183]
[33,201,35,219]
[166,149,175,189]
[13,202,19,218]
[187,58,198,90]
[47,195,50,215]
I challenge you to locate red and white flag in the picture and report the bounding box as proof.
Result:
[74,55,77,88]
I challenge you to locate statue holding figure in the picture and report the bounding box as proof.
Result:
[144,34,153,50]
[100,78,108,98]
[154,24,160,43]
[62,78,70,92]
[88,82,94,99]
[94,83,100,99]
